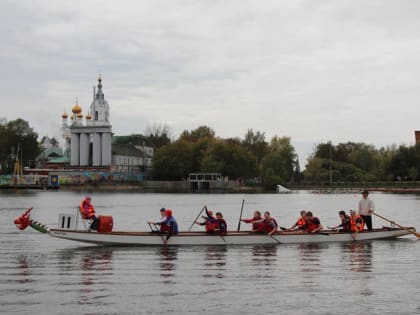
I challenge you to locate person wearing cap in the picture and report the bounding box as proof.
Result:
[358,190,374,231]
[149,209,178,244]
[80,195,99,231]
[195,208,217,233]
[156,208,167,224]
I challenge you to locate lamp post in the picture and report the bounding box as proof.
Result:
[329,141,333,186]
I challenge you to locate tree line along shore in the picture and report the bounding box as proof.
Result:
[1,118,420,191]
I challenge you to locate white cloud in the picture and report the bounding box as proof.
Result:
[1,0,420,165]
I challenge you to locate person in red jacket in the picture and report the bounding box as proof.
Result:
[195,208,218,233]
[80,195,99,231]
[254,211,278,235]
[305,211,323,233]
[240,211,263,232]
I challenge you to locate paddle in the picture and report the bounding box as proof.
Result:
[269,235,281,244]
[237,199,245,232]
[372,212,420,238]
[188,205,207,232]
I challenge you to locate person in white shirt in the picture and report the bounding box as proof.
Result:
[358,190,374,230]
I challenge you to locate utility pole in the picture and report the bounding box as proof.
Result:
[329,141,333,186]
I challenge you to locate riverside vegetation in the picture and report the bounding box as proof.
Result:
[1,118,420,189]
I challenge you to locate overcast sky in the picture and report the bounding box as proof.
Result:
[1,0,420,165]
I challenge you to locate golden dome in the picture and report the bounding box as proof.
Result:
[72,98,82,114]
[62,110,68,119]
[86,112,92,120]
[77,112,83,118]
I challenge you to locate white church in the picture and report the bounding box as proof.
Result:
[62,75,112,167]
[60,76,153,173]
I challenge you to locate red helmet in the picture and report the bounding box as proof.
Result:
[165,209,173,217]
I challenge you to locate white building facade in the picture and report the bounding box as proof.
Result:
[62,76,113,167]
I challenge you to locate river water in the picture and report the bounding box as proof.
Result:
[1,190,419,314]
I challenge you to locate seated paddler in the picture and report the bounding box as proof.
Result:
[80,195,99,231]
[195,208,217,233]
[213,212,227,236]
[253,211,278,236]
[149,209,179,243]
[240,210,263,232]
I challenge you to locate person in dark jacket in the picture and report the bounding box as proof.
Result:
[330,210,351,232]
[214,212,227,235]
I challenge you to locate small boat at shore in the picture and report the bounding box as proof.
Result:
[48,227,414,246]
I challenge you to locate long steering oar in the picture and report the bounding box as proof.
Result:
[237,199,245,232]
[372,212,420,238]
[188,205,207,232]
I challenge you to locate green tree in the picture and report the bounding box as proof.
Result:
[0,119,40,172]
[152,140,194,180]
[260,136,297,188]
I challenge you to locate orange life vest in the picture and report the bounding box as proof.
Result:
[296,217,306,228]
[80,199,95,219]
[306,217,321,233]
[350,215,365,232]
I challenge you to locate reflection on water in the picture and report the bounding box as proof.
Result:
[16,255,32,286]
[158,246,178,284]
[57,247,114,306]
[344,242,373,273]
[251,245,277,265]
[298,243,323,274]
[203,247,227,280]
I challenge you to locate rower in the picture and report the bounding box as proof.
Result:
[330,210,351,232]
[149,209,178,244]
[350,210,364,239]
[305,211,323,233]
[80,195,99,231]
[254,211,278,236]
[213,212,227,235]
[195,208,217,233]
[240,211,263,232]
[148,208,167,232]
[288,210,307,231]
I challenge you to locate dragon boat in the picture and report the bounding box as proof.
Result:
[14,208,416,246]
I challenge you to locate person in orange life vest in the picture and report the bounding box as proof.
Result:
[254,211,278,235]
[80,195,99,231]
[305,211,323,233]
[288,210,307,231]
[350,210,364,240]
[195,208,217,232]
[330,210,351,232]
[213,212,227,235]
[240,211,263,232]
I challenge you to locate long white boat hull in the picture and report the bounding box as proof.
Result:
[48,228,414,246]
